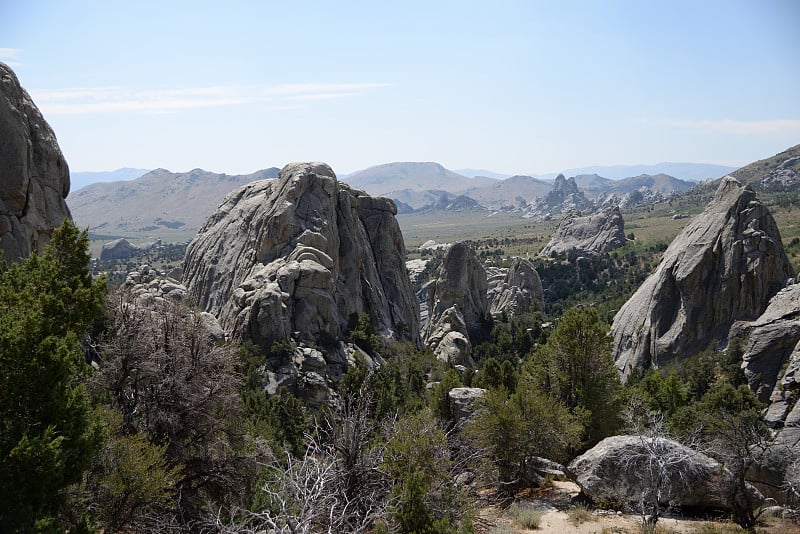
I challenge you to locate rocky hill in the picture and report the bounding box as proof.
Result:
[612,177,794,377]
[731,143,800,193]
[183,162,418,349]
[464,175,552,210]
[0,62,71,264]
[68,167,280,235]
[540,206,627,257]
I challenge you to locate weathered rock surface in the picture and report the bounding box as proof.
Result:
[526,174,593,219]
[733,283,800,406]
[612,177,794,377]
[448,387,486,424]
[183,162,419,351]
[569,435,764,511]
[0,62,71,263]
[422,243,490,364]
[100,237,140,261]
[486,258,544,318]
[540,206,627,257]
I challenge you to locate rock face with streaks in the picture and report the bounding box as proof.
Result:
[422,242,490,365]
[183,162,419,348]
[0,62,71,263]
[611,177,793,377]
[540,206,627,257]
[486,258,544,318]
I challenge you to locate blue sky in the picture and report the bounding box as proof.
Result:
[1,0,798,175]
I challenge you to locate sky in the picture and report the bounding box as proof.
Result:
[1,0,799,176]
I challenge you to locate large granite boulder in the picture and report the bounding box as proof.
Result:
[422,242,490,364]
[540,206,627,257]
[486,258,544,318]
[612,177,794,377]
[0,62,71,263]
[100,238,140,261]
[182,162,419,351]
[569,435,763,512]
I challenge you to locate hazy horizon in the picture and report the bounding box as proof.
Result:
[3,1,798,176]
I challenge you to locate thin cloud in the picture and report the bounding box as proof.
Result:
[0,48,24,67]
[30,83,392,115]
[666,118,800,136]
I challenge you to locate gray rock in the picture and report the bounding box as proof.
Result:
[735,283,800,405]
[422,243,490,364]
[448,387,486,424]
[612,177,794,377]
[100,238,140,261]
[0,62,71,264]
[182,162,419,354]
[540,206,627,257]
[569,435,764,511]
[486,258,544,318]
[522,174,593,219]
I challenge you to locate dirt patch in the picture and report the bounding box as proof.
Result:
[474,481,800,533]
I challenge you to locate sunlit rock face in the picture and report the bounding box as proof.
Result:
[611,177,793,378]
[183,161,419,350]
[0,62,71,263]
[540,206,627,257]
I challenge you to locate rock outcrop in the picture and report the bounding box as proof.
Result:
[486,258,544,318]
[569,435,764,512]
[526,174,593,219]
[540,206,627,257]
[611,178,794,377]
[448,387,486,424]
[422,243,490,365]
[0,62,71,263]
[183,162,419,351]
[100,238,140,261]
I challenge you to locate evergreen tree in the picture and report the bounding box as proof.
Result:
[0,220,106,529]
[527,307,621,447]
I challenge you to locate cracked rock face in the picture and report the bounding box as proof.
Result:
[486,258,544,318]
[0,62,71,263]
[611,177,794,377]
[422,242,490,365]
[182,162,419,351]
[540,206,627,257]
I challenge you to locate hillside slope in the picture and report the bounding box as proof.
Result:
[68,167,279,234]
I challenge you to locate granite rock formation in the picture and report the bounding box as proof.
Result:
[100,238,140,261]
[540,206,627,257]
[0,62,71,263]
[611,177,794,377]
[526,174,593,219]
[486,258,544,318]
[183,162,419,350]
[569,435,763,512]
[422,242,490,365]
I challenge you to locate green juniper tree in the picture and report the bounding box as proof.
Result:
[0,220,106,530]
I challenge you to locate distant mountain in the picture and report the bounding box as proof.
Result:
[539,163,738,182]
[465,175,552,210]
[70,168,151,191]
[69,167,280,235]
[573,174,615,198]
[417,193,486,214]
[605,173,695,196]
[455,168,510,180]
[344,162,484,195]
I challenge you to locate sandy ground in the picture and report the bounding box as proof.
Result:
[475,481,800,534]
